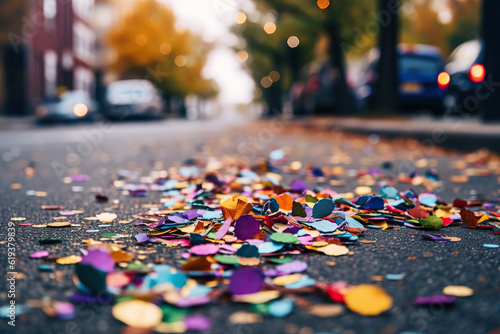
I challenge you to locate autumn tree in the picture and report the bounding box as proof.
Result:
[106,0,218,102]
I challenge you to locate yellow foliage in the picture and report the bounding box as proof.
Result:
[105,0,218,98]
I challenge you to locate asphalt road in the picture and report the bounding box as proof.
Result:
[0,116,499,334]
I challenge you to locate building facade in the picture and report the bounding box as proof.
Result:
[0,0,95,115]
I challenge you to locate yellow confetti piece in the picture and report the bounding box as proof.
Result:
[308,304,344,317]
[443,285,474,297]
[56,255,82,265]
[316,244,349,256]
[112,300,163,328]
[96,212,117,223]
[344,284,393,316]
[155,321,187,333]
[272,274,302,286]
[355,186,372,196]
[47,222,71,228]
[10,217,26,221]
[228,311,262,325]
[232,290,280,304]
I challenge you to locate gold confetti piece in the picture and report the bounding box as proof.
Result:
[10,183,22,189]
[237,257,260,266]
[155,321,187,333]
[443,236,461,242]
[450,175,469,183]
[96,212,117,223]
[344,284,393,316]
[11,217,26,221]
[355,186,372,196]
[443,285,474,297]
[110,249,134,263]
[56,255,82,265]
[359,240,376,244]
[84,217,99,220]
[272,274,302,286]
[118,220,131,224]
[33,224,47,228]
[307,304,344,317]
[232,290,280,304]
[316,244,349,256]
[325,261,337,266]
[35,191,47,197]
[112,300,163,328]
[71,210,84,214]
[371,275,385,281]
[228,311,263,325]
[47,222,71,228]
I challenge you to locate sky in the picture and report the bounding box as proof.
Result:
[160,0,255,105]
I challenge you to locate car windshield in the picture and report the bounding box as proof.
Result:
[399,55,442,74]
[107,88,150,103]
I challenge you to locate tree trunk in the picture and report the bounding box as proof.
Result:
[326,19,352,113]
[481,0,500,121]
[373,0,399,111]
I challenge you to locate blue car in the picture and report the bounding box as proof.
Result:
[355,44,447,113]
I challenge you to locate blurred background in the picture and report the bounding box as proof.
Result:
[0,0,498,123]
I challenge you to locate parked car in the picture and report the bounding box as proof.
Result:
[355,44,447,113]
[443,39,484,114]
[103,80,165,119]
[35,90,98,122]
[291,60,342,115]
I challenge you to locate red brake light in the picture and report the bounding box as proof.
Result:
[469,64,485,83]
[437,72,450,89]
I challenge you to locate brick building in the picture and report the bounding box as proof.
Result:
[0,0,95,115]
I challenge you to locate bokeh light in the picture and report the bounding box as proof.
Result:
[470,64,485,83]
[261,76,272,88]
[175,55,187,67]
[135,34,147,46]
[317,0,330,9]
[73,103,88,117]
[235,12,247,24]
[160,43,172,55]
[269,71,280,82]
[287,36,300,48]
[236,50,249,62]
[437,72,450,88]
[264,22,277,34]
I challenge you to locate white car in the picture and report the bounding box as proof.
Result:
[104,80,165,119]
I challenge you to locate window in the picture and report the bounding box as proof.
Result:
[73,22,95,64]
[43,0,57,20]
[44,51,57,97]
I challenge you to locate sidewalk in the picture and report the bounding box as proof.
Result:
[289,115,500,152]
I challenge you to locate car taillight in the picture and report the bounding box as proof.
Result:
[469,64,485,83]
[437,72,450,89]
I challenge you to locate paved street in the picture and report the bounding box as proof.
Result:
[0,116,499,334]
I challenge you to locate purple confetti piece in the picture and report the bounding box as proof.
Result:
[79,249,114,273]
[189,243,219,255]
[228,268,263,295]
[135,233,151,243]
[276,260,308,275]
[234,215,260,240]
[183,209,200,220]
[184,314,212,331]
[71,174,89,182]
[413,295,456,306]
[30,250,49,258]
[290,179,307,193]
[216,218,232,240]
[176,295,211,307]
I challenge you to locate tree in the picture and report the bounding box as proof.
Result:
[481,0,500,121]
[373,0,399,111]
[233,0,375,114]
[106,0,218,102]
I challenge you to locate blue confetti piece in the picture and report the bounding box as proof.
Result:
[86,229,100,233]
[312,198,335,218]
[269,299,294,317]
[258,241,284,254]
[483,244,499,248]
[386,274,405,280]
[310,220,338,233]
[285,275,316,289]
